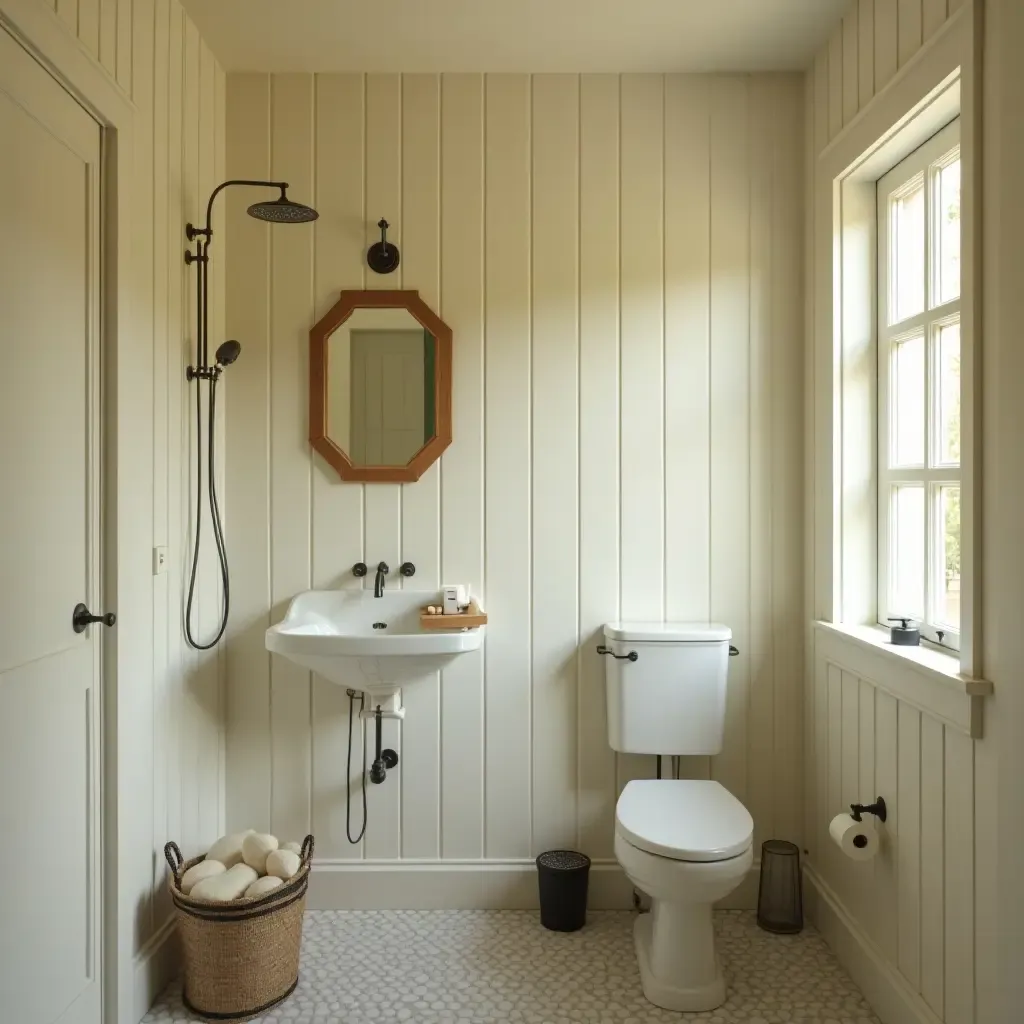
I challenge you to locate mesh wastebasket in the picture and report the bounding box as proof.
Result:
[536,850,590,932]
[756,839,803,934]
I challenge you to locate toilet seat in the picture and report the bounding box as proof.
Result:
[615,780,753,862]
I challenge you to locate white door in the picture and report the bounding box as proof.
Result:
[350,330,427,465]
[0,27,104,1024]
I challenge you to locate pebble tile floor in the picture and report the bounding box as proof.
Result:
[144,909,880,1024]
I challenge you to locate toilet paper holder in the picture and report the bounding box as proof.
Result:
[849,796,887,823]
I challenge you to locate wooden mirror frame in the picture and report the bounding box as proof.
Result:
[309,289,453,482]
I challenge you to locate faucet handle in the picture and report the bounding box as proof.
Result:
[352,562,368,577]
[399,562,416,577]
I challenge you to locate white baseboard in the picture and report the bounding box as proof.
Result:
[132,917,179,1023]
[308,859,759,912]
[804,866,942,1024]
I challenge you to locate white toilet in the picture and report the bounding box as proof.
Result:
[602,621,753,1012]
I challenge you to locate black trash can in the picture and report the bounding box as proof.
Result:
[756,839,803,934]
[536,850,591,932]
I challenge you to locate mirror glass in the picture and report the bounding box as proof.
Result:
[325,307,437,468]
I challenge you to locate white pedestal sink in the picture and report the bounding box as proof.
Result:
[265,589,484,700]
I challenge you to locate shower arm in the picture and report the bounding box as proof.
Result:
[186,178,290,242]
[185,179,287,372]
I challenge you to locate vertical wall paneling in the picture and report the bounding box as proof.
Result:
[226,72,806,875]
[920,716,945,1017]
[576,74,620,854]
[828,29,843,140]
[309,73,364,859]
[898,0,924,66]
[839,673,860,912]
[483,74,532,858]
[78,0,99,58]
[843,9,860,125]
[181,18,201,858]
[398,73,442,859]
[874,689,899,965]
[771,76,803,844]
[747,77,775,847]
[225,74,273,836]
[709,76,750,807]
[99,0,116,76]
[56,0,78,36]
[439,74,485,858]
[923,0,949,39]
[617,74,664,791]
[269,74,314,845]
[875,0,900,94]
[164,0,184,878]
[117,0,132,94]
[825,666,843,885]
[530,74,579,853]
[198,37,222,851]
[897,701,922,989]
[944,731,975,1024]
[856,678,877,939]
[149,0,171,925]
[663,77,711,627]
[664,74,712,783]
[362,73,403,860]
[858,0,876,109]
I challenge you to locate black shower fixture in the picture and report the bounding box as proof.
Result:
[183,180,318,650]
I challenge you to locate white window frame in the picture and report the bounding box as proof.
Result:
[876,119,962,650]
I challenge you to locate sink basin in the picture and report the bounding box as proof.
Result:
[265,589,484,697]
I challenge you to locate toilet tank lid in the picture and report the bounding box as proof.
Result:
[602,622,732,643]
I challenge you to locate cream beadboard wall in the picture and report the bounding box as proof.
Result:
[224,70,804,904]
[803,4,994,1024]
[25,0,228,1007]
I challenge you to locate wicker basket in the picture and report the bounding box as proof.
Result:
[164,835,314,1022]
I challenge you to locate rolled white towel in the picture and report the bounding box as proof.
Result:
[206,830,255,869]
[281,841,302,855]
[190,863,258,902]
[180,859,226,895]
[244,876,284,899]
[266,849,301,881]
[241,832,279,874]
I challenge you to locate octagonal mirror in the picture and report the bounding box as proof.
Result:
[310,290,452,482]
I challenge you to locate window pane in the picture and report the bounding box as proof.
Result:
[891,485,925,620]
[891,333,925,466]
[936,157,961,304]
[937,321,961,465]
[937,485,961,631]
[892,180,925,322]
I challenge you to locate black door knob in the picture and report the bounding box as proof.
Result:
[73,603,116,634]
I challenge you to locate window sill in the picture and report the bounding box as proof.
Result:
[814,621,992,738]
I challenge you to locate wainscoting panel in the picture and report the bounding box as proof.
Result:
[224,72,806,880]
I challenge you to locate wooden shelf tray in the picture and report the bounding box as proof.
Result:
[419,599,487,630]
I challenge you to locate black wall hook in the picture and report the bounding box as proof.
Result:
[850,796,887,823]
[366,218,400,274]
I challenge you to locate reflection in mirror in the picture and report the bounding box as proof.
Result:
[326,307,436,469]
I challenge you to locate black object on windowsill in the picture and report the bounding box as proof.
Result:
[756,840,803,934]
[887,617,920,646]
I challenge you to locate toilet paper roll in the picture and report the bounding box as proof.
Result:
[829,812,880,861]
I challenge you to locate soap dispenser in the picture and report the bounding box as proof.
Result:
[887,617,920,646]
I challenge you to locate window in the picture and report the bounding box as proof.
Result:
[877,118,961,650]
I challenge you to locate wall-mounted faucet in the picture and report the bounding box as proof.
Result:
[352,560,415,597]
[374,562,389,598]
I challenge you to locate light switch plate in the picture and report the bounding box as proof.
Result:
[153,545,168,575]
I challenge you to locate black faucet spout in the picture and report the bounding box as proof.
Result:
[374,561,389,597]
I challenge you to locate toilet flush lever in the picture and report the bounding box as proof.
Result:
[596,645,638,662]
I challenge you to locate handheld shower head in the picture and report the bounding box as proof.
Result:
[215,340,241,368]
[247,186,319,224]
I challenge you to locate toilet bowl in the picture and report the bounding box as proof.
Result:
[615,779,753,1012]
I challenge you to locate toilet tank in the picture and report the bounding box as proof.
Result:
[602,622,732,755]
